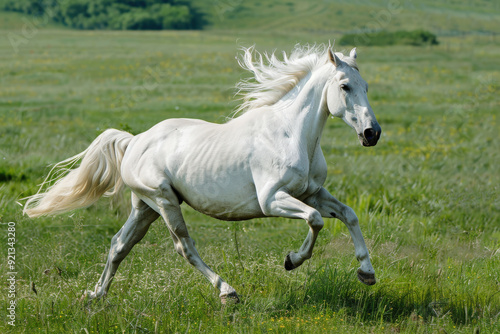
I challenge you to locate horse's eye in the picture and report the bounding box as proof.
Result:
[341,84,350,92]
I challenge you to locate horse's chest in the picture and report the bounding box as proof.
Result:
[284,149,327,200]
[304,153,328,197]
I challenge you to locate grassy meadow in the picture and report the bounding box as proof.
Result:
[0,1,499,333]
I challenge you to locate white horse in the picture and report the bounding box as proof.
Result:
[24,44,381,303]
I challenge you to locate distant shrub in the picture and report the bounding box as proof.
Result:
[0,0,206,30]
[339,30,439,46]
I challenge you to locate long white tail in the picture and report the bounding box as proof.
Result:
[24,129,134,217]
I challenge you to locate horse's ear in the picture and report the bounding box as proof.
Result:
[328,48,340,67]
[350,47,357,59]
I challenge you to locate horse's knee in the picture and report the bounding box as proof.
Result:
[307,210,324,231]
[342,206,359,227]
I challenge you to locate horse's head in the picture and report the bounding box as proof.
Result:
[325,48,381,147]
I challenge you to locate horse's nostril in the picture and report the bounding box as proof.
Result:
[363,128,376,140]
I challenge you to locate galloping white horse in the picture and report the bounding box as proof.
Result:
[24,44,381,303]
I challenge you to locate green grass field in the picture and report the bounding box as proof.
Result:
[0,1,499,333]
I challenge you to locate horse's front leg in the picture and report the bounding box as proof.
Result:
[305,187,376,285]
[260,189,324,270]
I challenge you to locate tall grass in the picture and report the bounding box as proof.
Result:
[0,18,498,334]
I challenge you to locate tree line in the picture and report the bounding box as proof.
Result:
[0,0,206,30]
[340,30,439,47]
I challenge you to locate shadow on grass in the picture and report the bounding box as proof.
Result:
[274,264,496,327]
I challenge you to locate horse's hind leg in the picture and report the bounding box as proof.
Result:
[85,193,159,300]
[153,186,239,303]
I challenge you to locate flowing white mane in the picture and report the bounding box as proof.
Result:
[235,43,358,115]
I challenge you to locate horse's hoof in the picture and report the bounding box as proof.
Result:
[79,290,95,303]
[220,291,240,305]
[357,269,376,285]
[284,252,297,271]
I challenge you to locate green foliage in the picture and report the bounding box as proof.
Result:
[339,30,439,47]
[1,31,499,333]
[190,0,498,36]
[0,0,206,30]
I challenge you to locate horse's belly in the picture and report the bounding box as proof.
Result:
[177,181,264,221]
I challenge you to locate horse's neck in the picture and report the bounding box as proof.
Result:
[274,70,330,154]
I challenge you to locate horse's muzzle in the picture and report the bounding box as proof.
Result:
[359,126,381,147]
